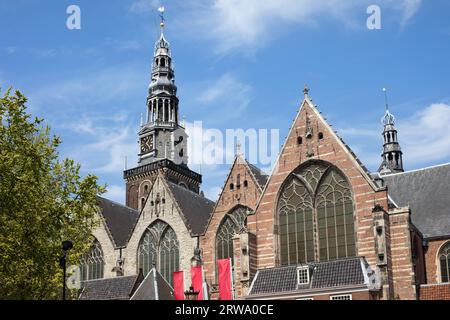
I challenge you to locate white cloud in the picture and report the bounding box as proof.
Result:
[68,124,137,174]
[398,0,422,29]
[178,0,422,54]
[129,0,161,14]
[104,185,126,204]
[194,73,252,122]
[29,64,144,113]
[399,103,450,165]
[338,102,450,171]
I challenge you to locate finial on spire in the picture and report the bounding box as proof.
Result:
[381,87,395,126]
[158,6,165,33]
[382,87,389,111]
[303,84,310,97]
[236,141,242,156]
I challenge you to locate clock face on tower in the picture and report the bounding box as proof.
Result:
[140,135,153,154]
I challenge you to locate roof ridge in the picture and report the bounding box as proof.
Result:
[98,196,139,213]
[383,162,450,177]
[82,275,137,283]
[167,181,215,204]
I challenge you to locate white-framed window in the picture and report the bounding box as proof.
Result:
[297,266,310,285]
[296,297,314,300]
[330,294,352,300]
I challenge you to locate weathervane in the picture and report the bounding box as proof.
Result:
[158,6,165,32]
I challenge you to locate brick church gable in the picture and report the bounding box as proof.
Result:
[248,91,390,277]
[201,154,266,297]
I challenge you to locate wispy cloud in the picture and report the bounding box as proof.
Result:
[338,101,450,171]
[172,0,422,55]
[67,123,136,174]
[104,185,126,204]
[400,103,450,165]
[129,0,161,14]
[29,64,144,114]
[191,73,252,123]
[398,0,422,29]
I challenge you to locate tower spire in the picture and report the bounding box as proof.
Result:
[378,88,404,175]
[136,7,188,167]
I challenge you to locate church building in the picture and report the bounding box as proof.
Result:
[78,19,450,301]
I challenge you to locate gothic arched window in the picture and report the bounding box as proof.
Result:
[277,161,356,266]
[216,206,249,265]
[439,242,450,283]
[137,220,180,285]
[80,240,104,281]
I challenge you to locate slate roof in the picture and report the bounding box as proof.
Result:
[131,268,174,300]
[79,274,142,300]
[167,181,215,236]
[248,257,371,297]
[381,163,450,238]
[97,197,140,248]
[246,162,269,189]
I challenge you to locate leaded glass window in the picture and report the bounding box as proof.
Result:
[216,206,249,265]
[138,220,179,285]
[80,240,104,281]
[277,161,356,266]
[439,242,450,283]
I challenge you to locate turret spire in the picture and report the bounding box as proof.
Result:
[378,88,404,175]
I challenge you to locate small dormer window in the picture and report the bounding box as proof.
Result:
[297,266,310,285]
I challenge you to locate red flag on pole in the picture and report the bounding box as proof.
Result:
[173,271,184,300]
[190,266,204,300]
[218,258,233,300]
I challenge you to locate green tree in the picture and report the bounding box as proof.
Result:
[0,89,106,299]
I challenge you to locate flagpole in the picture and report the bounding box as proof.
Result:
[230,258,235,300]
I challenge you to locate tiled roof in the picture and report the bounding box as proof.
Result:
[79,269,174,300]
[382,163,450,238]
[131,269,174,300]
[246,162,269,189]
[79,274,142,300]
[97,197,140,248]
[248,257,370,297]
[167,182,215,236]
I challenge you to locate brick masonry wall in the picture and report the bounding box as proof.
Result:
[388,208,417,300]
[201,155,262,299]
[420,283,450,300]
[424,238,450,284]
[247,98,389,279]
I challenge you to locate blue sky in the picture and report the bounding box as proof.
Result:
[1,0,450,203]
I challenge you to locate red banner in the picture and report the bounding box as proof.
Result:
[173,271,184,300]
[190,266,204,300]
[218,258,233,300]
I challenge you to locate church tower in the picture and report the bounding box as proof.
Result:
[378,89,404,175]
[124,8,201,210]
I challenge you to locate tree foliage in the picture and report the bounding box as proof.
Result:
[0,89,105,299]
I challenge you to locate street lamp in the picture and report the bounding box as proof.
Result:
[184,286,200,300]
[59,240,73,300]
